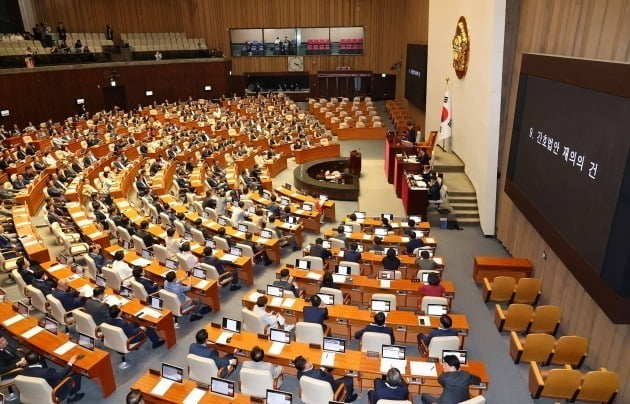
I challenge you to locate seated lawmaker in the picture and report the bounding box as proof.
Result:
[294,355,357,402]
[342,242,361,263]
[354,312,395,344]
[405,231,424,254]
[189,329,237,377]
[381,248,401,270]
[107,305,165,349]
[368,367,409,404]
[303,294,328,331]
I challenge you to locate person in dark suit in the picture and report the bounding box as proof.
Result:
[406,231,425,254]
[0,336,26,374]
[135,175,149,197]
[135,220,158,248]
[242,232,272,265]
[107,305,165,349]
[266,195,281,217]
[84,286,109,325]
[334,225,350,248]
[420,355,481,404]
[382,248,401,270]
[188,329,237,377]
[46,204,68,226]
[88,244,110,271]
[132,268,159,295]
[368,367,409,404]
[31,269,56,295]
[200,246,241,291]
[407,123,417,143]
[418,147,430,166]
[342,243,361,263]
[303,294,328,330]
[309,237,332,260]
[368,236,386,252]
[354,312,395,344]
[22,351,84,402]
[272,268,299,297]
[52,278,84,311]
[294,355,357,402]
[417,314,459,347]
[16,257,35,285]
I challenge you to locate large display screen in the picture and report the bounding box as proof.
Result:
[506,54,630,322]
[404,44,427,109]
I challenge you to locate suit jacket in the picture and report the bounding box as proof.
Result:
[189,343,231,368]
[134,275,159,295]
[84,298,109,325]
[382,256,401,270]
[437,370,481,404]
[18,268,35,285]
[303,306,328,327]
[372,379,409,403]
[273,280,298,297]
[342,250,361,263]
[22,364,72,388]
[297,367,335,389]
[406,239,425,254]
[354,324,395,344]
[135,229,156,248]
[423,327,459,346]
[88,252,109,270]
[32,277,53,296]
[309,244,332,260]
[108,317,142,338]
[51,288,82,311]
[0,347,22,374]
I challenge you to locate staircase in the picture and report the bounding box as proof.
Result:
[433,150,480,226]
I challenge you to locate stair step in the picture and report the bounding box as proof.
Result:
[454,210,479,219]
[434,165,465,173]
[450,203,478,211]
[449,196,477,203]
[456,217,480,224]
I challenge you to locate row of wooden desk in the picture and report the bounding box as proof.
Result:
[293,143,341,164]
[11,205,50,263]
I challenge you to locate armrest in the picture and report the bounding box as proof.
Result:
[273,372,284,389]
[528,361,545,399]
[509,331,523,363]
[494,304,505,331]
[52,376,76,403]
[126,329,147,351]
[342,293,351,305]
[180,302,194,315]
[0,367,23,380]
[63,311,75,324]
[419,339,429,358]
[333,381,347,401]
[482,277,492,302]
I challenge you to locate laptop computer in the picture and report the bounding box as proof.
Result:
[335,264,351,276]
[260,229,273,239]
[184,232,193,241]
[426,304,448,316]
[409,215,422,223]
[417,248,434,258]
[210,377,235,396]
[323,337,346,353]
[374,227,388,237]
[205,239,216,249]
[287,216,299,225]
[280,197,291,206]
[442,349,468,366]
[354,211,366,219]
[165,258,178,271]
[238,223,248,233]
[119,285,133,298]
[229,246,242,257]
[263,190,272,199]
[322,240,332,249]
[78,332,95,351]
[149,296,164,311]
[16,301,29,318]
[370,299,391,313]
[380,345,407,373]
[266,389,292,404]
[381,213,394,221]
[192,267,206,279]
[218,217,228,226]
[317,292,335,306]
[95,275,107,287]
[44,317,59,335]
[270,328,291,344]
[296,259,311,270]
[379,270,395,280]
[222,317,241,334]
[142,249,153,260]
[343,224,353,234]
[162,363,184,383]
[302,203,312,211]
[267,285,284,297]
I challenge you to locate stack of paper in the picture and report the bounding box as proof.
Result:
[151,378,174,396]
[380,358,407,373]
[53,341,76,355]
[183,388,206,404]
[215,331,232,344]
[268,342,285,356]
[249,291,263,301]
[321,352,336,367]
[380,280,391,288]
[21,326,43,339]
[195,280,209,289]
[282,298,296,308]
[410,361,438,377]
[306,272,322,280]
[2,314,24,327]
[270,297,283,307]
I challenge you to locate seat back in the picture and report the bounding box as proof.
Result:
[551,336,589,367]
[129,278,149,302]
[338,261,360,275]
[427,336,461,358]
[214,236,230,251]
[191,228,205,244]
[513,278,542,304]
[576,370,619,403]
[173,220,186,237]
[101,323,131,353]
[102,266,122,292]
[489,276,517,302]
[81,254,98,281]
[300,375,334,403]
[539,368,582,399]
[14,375,54,404]
[295,321,324,345]
[236,243,255,259]
[328,238,346,249]
[530,305,561,334]
[159,212,172,226]
[117,226,132,243]
[372,293,398,311]
[131,235,146,255]
[11,269,28,298]
[242,220,260,234]
[159,289,183,317]
[504,304,534,332]
[301,256,324,270]
[241,308,266,334]
[361,331,392,352]
[47,295,71,326]
[420,296,447,313]
[175,253,193,271]
[521,333,555,363]
[106,219,118,237]
[320,287,344,305]
[239,367,274,398]
[26,285,48,314]
[153,244,168,264]
[186,353,219,383]
[73,309,99,338]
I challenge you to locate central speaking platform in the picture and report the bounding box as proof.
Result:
[293,158,360,201]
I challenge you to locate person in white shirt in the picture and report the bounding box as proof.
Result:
[180,242,198,269]
[165,228,181,256]
[112,250,133,284]
[253,295,285,330]
[230,200,245,226]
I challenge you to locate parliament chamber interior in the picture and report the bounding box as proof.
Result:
[0,1,628,403]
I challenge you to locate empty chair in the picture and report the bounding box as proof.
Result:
[26,285,49,314]
[372,293,397,311]
[46,295,75,331]
[131,235,147,255]
[14,374,76,404]
[482,276,516,303]
[153,244,168,264]
[320,286,350,305]
[511,278,542,305]
[242,308,268,334]
[300,375,346,403]
[360,331,392,353]
[175,253,195,271]
[61,234,89,257]
[509,332,555,364]
[159,289,193,326]
[426,335,461,359]
[81,254,98,281]
[295,321,328,345]
[328,238,346,249]
[528,305,561,335]
[204,208,218,221]
[528,361,581,401]
[0,250,19,273]
[420,296,447,314]
[173,220,186,237]
[100,322,146,369]
[301,256,324,270]
[550,335,588,367]
[338,261,361,275]
[117,226,132,244]
[159,212,172,226]
[73,309,102,339]
[239,367,281,398]
[102,266,124,292]
[494,303,533,333]
[186,353,222,383]
[106,218,118,238]
[575,369,619,403]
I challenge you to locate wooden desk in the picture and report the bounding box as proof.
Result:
[385,138,416,184]
[335,126,387,140]
[274,186,336,221]
[246,192,322,233]
[15,172,49,215]
[401,175,428,218]
[472,257,533,283]
[294,143,341,164]
[11,205,50,263]
[348,217,431,234]
[323,229,437,251]
[0,301,116,397]
[265,153,288,177]
[241,290,469,346]
[66,203,110,249]
[277,266,454,310]
[132,371,252,403]
[40,261,178,350]
[394,157,423,197]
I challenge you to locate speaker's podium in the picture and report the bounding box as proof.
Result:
[348,150,362,175]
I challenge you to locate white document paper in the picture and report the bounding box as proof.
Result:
[2,314,24,327]
[380,358,407,373]
[410,361,438,377]
[321,351,336,367]
[182,388,206,404]
[88,232,102,239]
[433,257,443,265]
[221,254,238,263]
[131,258,152,267]
[270,297,283,307]
[306,272,322,280]
[77,219,92,227]
[332,274,347,284]
[136,308,162,319]
[282,298,296,308]
[363,234,372,240]
[380,280,391,288]
[215,331,232,345]
[401,237,409,243]
[150,378,175,396]
[21,326,43,339]
[53,341,77,355]
[249,291,263,302]
[195,280,210,289]
[48,264,66,272]
[425,237,435,243]
[78,284,93,298]
[267,341,285,356]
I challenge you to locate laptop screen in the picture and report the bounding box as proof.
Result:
[379,270,394,280]
[119,285,133,298]
[354,211,366,219]
[280,197,290,206]
[267,285,283,297]
[413,230,425,238]
[287,216,298,224]
[16,301,29,318]
[95,275,106,287]
[421,272,434,283]
[382,345,405,360]
[142,249,153,260]
[260,229,273,239]
[370,299,391,313]
[409,215,422,223]
[44,317,58,335]
[184,232,193,241]
[202,211,209,219]
[150,296,163,311]
[284,183,292,190]
[317,293,335,305]
[192,267,206,279]
[122,240,132,250]
[165,258,177,270]
[222,317,241,333]
[442,349,468,365]
[381,213,394,221]
[238,224,248,233]
[322,240,331,249]
[266,389,292,404]
[296,259,311,270]
[374,228,388,237]
[78,333,95,351]
[270,328,291,344]
[263,190,272,199]
[427,304,448,316]
[57,254,67,265]
[205,239,216,249]
[210,377,234,397]
[417,248,434,258]
[230,246,242,257]
[335,265,350,276]
[343,225,353,234]
[162,363,184,383]
[218,217,227,226]
[323,337,345,353]
[302,203,312,211]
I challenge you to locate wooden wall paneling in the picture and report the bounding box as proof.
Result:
[497,0,630,401]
